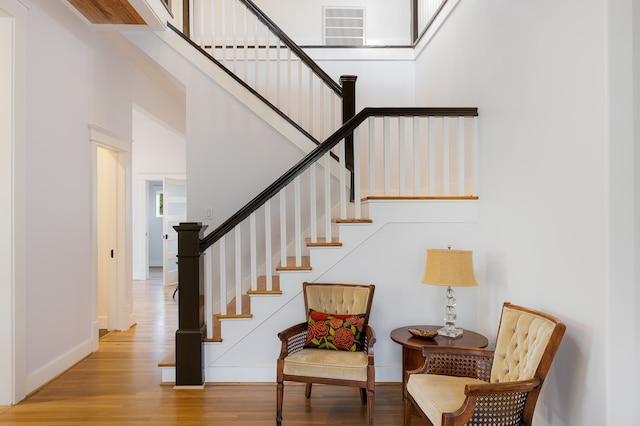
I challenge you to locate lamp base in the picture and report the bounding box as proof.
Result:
[437,326,463,338]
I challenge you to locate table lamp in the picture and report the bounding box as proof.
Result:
[422,247,478,337]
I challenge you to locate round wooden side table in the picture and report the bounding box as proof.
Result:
[390,325,489,391]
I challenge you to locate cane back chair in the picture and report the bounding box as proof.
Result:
[404,302,566,426]
[276,282,376,425]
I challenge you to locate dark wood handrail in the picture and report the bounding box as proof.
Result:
[239,0,343,96]
[181,0,342,96]
[200,106,478,251]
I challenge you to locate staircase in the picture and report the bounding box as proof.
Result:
[123,0,480,384]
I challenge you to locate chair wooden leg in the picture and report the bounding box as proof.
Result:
[359,388,367,404]
[403,396,413,426]
[305,383,312,399]
[367,388,374,426]
[276,381,284,426]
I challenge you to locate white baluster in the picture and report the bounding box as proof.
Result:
[319,84,325,140]
[428,116,435,196]
[254,15,259,89]
[205,246,213,339]
[243,4,248,82]
[235,224,242,314]
[265,31,270,99]
[308,72,314,136]
[399,116,406,196]
[297,60,303,125]
[209,0,215,51]
[294,176,301,267]
[310,164,318,243]
[276,41,281,108]
[264,199,273,291]
[413,116,421,196]
[250,212,257,291]
[219,236,227,315]
[279,188,286,267]
[287,48,292,116]
[369,117,376,196]
[324,152,332,241]
[443,116,450,196]
[353,127,362,218]
[339,139,347,219]
[231,0,237,74]
[384,116,390,196]
[457,116,465,196]
[220,0,226,64]
[473,116,479,196]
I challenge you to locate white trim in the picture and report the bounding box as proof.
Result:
[0,0,27,405]
[26,340,93,393]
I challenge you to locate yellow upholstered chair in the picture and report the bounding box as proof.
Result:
[276,282,376,425]
[404,302,566,426]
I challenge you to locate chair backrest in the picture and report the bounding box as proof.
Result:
[303,282,375,324]
[490,302,566,384]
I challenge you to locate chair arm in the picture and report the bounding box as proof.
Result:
[441,378,542,426]
[464,377,541,396]
[277,322,308,359]
[409,346,495,382]
[363,325,376,365]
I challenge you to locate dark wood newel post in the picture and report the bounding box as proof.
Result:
[174,222,207,386]
[340,75,357,201]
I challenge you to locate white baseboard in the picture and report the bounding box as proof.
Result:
[27,340,92,393]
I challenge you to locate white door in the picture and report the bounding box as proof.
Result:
[162,178,187,286]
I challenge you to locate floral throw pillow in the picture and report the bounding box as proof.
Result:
[303,310,366,351]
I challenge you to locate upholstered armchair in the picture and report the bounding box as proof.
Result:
[404,302,566,426]
[276,282,376,426]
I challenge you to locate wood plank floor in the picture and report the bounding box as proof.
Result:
[0,275,427,425]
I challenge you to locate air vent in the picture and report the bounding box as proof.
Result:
[323,7,365,46]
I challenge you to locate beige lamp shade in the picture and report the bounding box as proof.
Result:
[422,249,478,287]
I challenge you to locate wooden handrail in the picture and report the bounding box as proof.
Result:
[200,106,478,251]
[180,0,342,96]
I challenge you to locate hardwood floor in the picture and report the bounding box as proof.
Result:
[0,275,426,425]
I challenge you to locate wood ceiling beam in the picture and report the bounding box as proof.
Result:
[67,0,146,25]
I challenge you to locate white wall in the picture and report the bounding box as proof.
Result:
[252,0,412,46]
[311,55,417,108]
[412,1,635,424]
[12,0,187,396]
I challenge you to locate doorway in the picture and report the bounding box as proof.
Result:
[91,126,133,351]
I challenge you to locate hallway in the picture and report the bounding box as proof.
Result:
[0,276,413,425]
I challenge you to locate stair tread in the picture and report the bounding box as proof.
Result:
[158,351,175,367]
[248,276,281,294]
[276,256,312,271]
[306,237,342,247]
[333,218,373,224]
